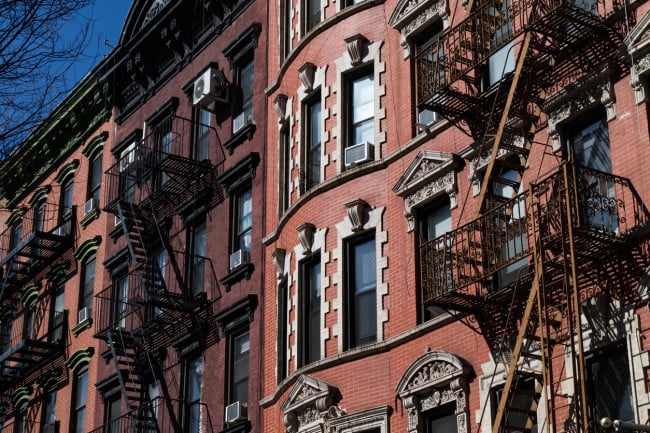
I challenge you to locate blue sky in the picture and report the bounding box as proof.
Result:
[66,1,132,83]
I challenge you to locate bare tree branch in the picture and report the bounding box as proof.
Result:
[0,0,95,156]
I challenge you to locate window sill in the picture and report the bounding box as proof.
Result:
[223,123,256,155]
[71,318,92,337]
[220,419,251,433]
[79,208,100,229]
[220,263,255,291]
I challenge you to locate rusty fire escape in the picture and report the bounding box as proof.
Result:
[93,115,224,433]
[416,0,650,432]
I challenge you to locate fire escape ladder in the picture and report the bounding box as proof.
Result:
[106,327,162,433]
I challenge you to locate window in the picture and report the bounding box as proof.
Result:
[34,201,46,232]
[564,108,615,232]
[299,254,321,365]
[345,235,377,349]
[9,219,22,250]
[491,378,538,433]
[232,188,253,253]
[119,142,136,204]
[105,394,122,433]
[71,368,88,433]
[303,95,321,191]
[304,0,321,33]
[88,154,103,202]
[347,71,374,147]
[42,391,56,433]
[277,280,289,383]
[492,168,528,289]
[189,221,206,296]
[153,119,174,190]
[15,410,26,433]
[229,330,250,405]
[417,198,451,322]
[280,0,292,61]
[182,355,203,433]
[586,342,633,422]
[279,126,291,214]
[413,23,444,129]
[61,181,74,223]
[51,282,64,341]
[193,107,211,161]
[236,58,254,125]
[423,403,456,433]
[485,0,514,87]
[80,257,95,315]
[112,274,128,328]
[24,305,36,340]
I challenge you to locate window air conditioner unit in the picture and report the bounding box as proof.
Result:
[229,249,251,271]
[78,306,91,324]
[83,198,99,216]
[225,401,247,424]
[344,141,374,167]
[232,111,249,134]
[193,67,229,106]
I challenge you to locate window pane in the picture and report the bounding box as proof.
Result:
[241,61,254,117]
[307,98,321,189]
[83,258,96,310]
[424,403,457,433]
[572,117,611,173]
[91,155,103,200]
[354,239,376,293]
[194,108,211,161]
[302,257,321,365]
[588,345,633,421]
[352,74,374,145]
[237,189,253,251]
[232,331,250,403]
[348,237,377,348]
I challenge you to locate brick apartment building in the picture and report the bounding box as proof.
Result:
[4,0,650,432]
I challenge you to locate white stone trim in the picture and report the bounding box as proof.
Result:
[328,406,391,433]
[291,227,330,369]
[387,0,449,58]
[276,250,293,383]
[333,40,386,172]
[332,206,387,352]
[297,65,330,195]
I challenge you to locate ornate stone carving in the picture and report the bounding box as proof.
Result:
[281,375,343,433]
[297,223,317,255]
[275,94,289,122]
[393,151,462,231]
[633,53,650,104]
[388,0,448,57]
[345,34,369,66]
[299,63,317,93]
[396,351,472,433]
[143,0,172,27]
[273,248,287,280]
[345,199,370,232]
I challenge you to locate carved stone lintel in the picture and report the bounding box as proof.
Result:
[345,34,369,66]
[273,248,287,279]
[345,199,370,232]
[297,223,317,255]
[299,62,317,92]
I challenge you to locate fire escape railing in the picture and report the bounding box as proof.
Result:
[93,251,219,342]
[420,163,650,306]
[103,115,224,221]
[0,308,67,380]
[0,205,74,293]
[415,0,625,108]
[87,397,215,433]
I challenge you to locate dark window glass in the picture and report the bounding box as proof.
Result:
[89,155,103,202]
[304,96,321,191]
[34,202,46,232]
[279,127,291,214]
[42,391,56,432]
[81,257,95,312]
[348,72,374,146]
[233,189,253,252]
[61,181,73,222]
[52,282,64,341]
[10,220,22,250]
[112,274,128,328]
[306,0,320,32]
[105,394,121,433]
[413,22,444,128]
[281,0,292,60]
[183,356,203,433]
[230,330,250,404]
[586,342,634,422]
[423,403,457,433]
[492,378,538,433]
[345,235,377,349]
[190,221,207,296]
[194,107,211,161]
[72,368,88,433]
[277,280,289,383]
[300,255,321,365]
[239,59,254,121]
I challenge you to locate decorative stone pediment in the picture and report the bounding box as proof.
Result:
[281,375,343,433]
[544,66,616,151]
[393,151,462,231]
[396,350,473,433]
[388,0,448,57]
[621,10,650,104]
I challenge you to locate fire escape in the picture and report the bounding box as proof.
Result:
[94,115,224,433]
[416,0,650,432]
[0,204,72,424]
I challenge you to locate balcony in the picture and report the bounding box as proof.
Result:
[94,250,219,347]
[414,0,627,136]
[104,115,224,222]
[0,308,67,385]
[87,397,215,433]
[0,420,60,433]
[0,205,74,294]
[420,163,650,315]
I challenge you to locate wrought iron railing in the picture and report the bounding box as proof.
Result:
[415,0,625,106]
[94,251,219,338]
[420,163,650,304]
[87,397,215,433]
